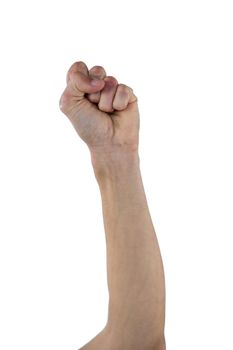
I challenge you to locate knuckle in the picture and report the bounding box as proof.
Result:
[89,65,105,74]
[67,61,87,82]
[74,61,86,69]
[118,83,130,94]
[67,61,85,75]
[105,76,118,85]
[118,84,137,102]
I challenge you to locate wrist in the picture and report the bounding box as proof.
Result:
[90,147,140,183]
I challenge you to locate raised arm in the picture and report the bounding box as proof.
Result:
[59,61,166,350]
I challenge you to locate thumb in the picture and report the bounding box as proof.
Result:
[69,69,105,96]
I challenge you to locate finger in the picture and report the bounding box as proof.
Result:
[89,65,106,78]
[98,76,118,113]
[87,65,107,103]
[66,61,91,84]
[67,61,105,95]
[66,61,87,84]
[113,83,138,110]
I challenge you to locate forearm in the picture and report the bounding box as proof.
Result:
[91,149,166,346]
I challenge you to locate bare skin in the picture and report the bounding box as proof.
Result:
[59,61,166,350]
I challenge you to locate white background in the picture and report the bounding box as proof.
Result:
[0,1,232,349]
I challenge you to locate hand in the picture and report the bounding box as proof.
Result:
[59,61,140,156]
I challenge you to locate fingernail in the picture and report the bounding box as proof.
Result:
[91,78,102,86]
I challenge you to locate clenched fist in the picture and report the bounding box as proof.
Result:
[59,61,140,156]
